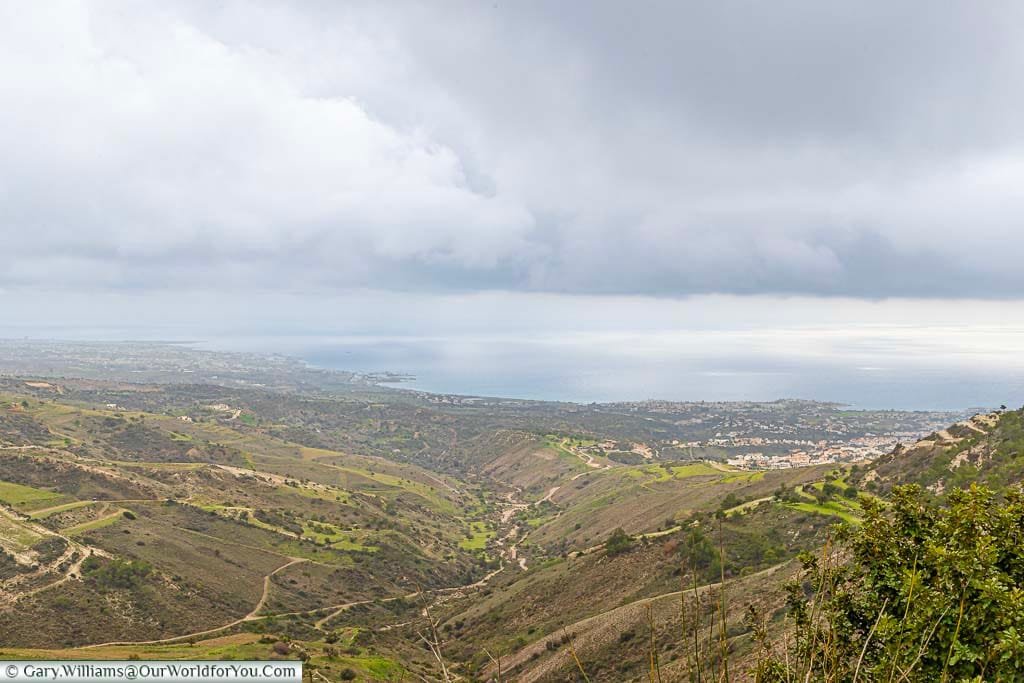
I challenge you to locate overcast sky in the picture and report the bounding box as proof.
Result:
[2,1,1024,341]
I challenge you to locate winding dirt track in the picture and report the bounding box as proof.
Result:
[0,505,114,607]
[81,557,307,649]
[70,486,535,648]
[3,435,534,649]
[536,486,560,505]
[28,499,160,518]
[248,558,306,618]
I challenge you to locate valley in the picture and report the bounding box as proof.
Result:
[0,346,1000,681]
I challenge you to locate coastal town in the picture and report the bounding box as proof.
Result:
[718,434,920,469]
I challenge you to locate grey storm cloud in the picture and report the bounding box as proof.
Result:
[3,0,1024,298]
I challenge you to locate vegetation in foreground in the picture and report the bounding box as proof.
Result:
[758,483,1024,682]
[572,483,1024,683]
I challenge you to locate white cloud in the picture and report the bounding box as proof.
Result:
[0,1,535,289]
[3,1,1024,299]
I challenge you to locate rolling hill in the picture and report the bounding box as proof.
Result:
[1,373,1008,681]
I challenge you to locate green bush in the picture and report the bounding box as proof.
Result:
[719,492,741,510]
[81,557,152,590]
[754,484,1024,681]
[604,527,634,556]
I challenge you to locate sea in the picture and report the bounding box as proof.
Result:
[197,329,1024,412]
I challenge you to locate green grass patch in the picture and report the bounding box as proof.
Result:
[301,519,347,543]
[670,463,722,478]
[542,436,585,463]
[621,468,647,480]
[290,484,351,506]
[64,510,125,536]
[331,537,379,553]
[1,633,273,661]
[722,471,766,483]
[0,480,65,510]
[226,508,377,553]
[459,521,494,550]
[795,485,818,501]
[783,501,861,524]
[623,462,722,484]
[360,655,405,678]
[0,514,45,550]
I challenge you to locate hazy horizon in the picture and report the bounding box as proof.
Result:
[4,317,1020,410]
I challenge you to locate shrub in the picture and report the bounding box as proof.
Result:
[604,528,634,556]
[81,557,152,590]
[719,492,741,510]
[753,484,1024,681]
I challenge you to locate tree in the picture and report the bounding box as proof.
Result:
[678,526,720,580]
[719,492,741,510]
[604,527,634,556]
[755,484,1024,681]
